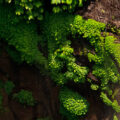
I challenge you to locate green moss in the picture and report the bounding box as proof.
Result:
[90,84,99,91]
[13,89,35,106]
[60,88,89,117]
[105,36,120,66]
[0,4,48,69]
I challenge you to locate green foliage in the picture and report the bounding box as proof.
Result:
[112,100,120,113]
[43,13,120,88]
[13,89,35,106]
[112,88,119,99]
[0,4,48,69]
[5,0,44,21]
[43,13,88,85]
[0,80,15,95]
[92,64,119,90]
[100,92,113,106]
[49,45,88,84]
[105,36,120,67]
[0,2,120,118]
[71,15,105,45]
[69,14,120,94]
[60,88,89,117]
[67,62,88,83]
[93,55,120,90]
[51,0,87,13]
[60,104,78,120]
[42,13,120,119]
[49,45,75,84]
[90,84,99,91]
[3,0,88,21]
[113,115,118,120]
[4,81,15,95]
[100,92,120,113]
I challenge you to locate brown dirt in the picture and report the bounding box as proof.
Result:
[78,0,120,28]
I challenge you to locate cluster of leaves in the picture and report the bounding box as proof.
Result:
[113,115,118,120]
[13,89,35,106]
[0,80,15,111]
[51,0,87,13]
[3,0,88,21]
[92,60,120,90]
[90,84,99,91]
[42,13,88,85]
[100,92,120,113]
[0,80,15,95]
[70,15,120,115]
[41,13,89,119]
[49,45,88,85]
[5,0,44,21]
[59,88,89,119]
[105,36,120,67]
[41,13,120,119]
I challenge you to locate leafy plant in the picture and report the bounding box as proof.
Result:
[113,115,118,120]
[51,0,87,13]
[13,89,35,106]
[100,92,120,113]
[105,36,120,67]
[59,88,89,118]
[41,13,120,119]
[100,92,113,106]
[5,0,44,21]
[3,0,88,21]
[90,84,99,91]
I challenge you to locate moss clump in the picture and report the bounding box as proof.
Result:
[13,90,35,106]
[60,88,89,118]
